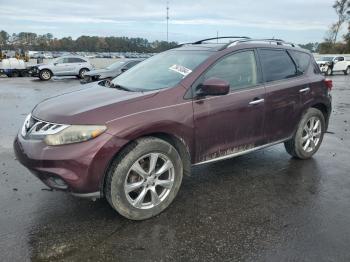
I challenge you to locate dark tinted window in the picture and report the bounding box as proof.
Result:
[289,50,310,73]
[259,49,297,82]
[203,51,258,90]
[125,61,140,69]
[335,56,344,61]
[68,57,86,63]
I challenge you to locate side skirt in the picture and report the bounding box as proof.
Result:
[193,138,291,166]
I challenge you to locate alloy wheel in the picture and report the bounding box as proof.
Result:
[42,71,50,80]
[124,153,175,209]
[301,116,322,153]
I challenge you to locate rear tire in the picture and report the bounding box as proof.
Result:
[344,66,350,75]
[284,108,325,159]
[78,68,89,79]
[39,69,52,81]
[105,137,183,220]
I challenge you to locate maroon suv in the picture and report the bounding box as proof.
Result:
[14,37,332,220]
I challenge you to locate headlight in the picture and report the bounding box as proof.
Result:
[44,125,107,146]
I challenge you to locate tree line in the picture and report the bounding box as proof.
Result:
[0,1,349,55]
[317,0,350,53]
[0,31,178,53]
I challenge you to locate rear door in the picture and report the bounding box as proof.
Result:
[258,48,308,143]
[68,57,86,75]
[193,50,266,163]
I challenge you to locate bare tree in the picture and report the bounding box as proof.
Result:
[330,0,350,43]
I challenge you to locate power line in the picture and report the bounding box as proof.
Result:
[166,1,169,42]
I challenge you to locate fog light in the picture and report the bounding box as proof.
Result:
[47,177,68,190]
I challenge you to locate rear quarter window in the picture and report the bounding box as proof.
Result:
[68,58,86,63]
[259,49,297,82]
[289,50,311,73]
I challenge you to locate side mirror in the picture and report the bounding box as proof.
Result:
[196,78,230,97]
[121,68,128,72]
[99,79,112,87]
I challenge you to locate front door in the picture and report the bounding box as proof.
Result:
[192,50,266,163]
[54,57,74,75]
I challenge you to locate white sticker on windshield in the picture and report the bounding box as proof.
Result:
[169,64,192,76]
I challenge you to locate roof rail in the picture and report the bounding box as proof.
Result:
[192,36,250,45]
[226,38,296,48]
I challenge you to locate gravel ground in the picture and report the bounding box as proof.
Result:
[0,74,349,262]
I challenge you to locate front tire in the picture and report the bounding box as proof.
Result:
[284,108,325,159]
[39,69,52,81]
[344,66,350,75]
[325,66,332,76]
[105,137,183,220]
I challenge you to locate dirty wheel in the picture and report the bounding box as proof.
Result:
[344,66,350,75]
[39,69,52,81]
[284,108,325,159]
[78,68,89,79]
[105,137,183,220]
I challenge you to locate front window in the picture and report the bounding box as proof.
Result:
[111,50,211,91]
[202,50,259,90]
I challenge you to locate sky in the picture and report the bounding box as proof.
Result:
[0,0,345,44]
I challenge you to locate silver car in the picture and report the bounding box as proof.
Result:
[82,59,144,83]
[31,56,94,81]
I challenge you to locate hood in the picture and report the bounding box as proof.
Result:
[85,68,115,76]
[34,63,46,68]
[32,84,157,125]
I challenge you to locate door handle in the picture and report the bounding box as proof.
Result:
[249,98,265,105]
[299,87,310,93]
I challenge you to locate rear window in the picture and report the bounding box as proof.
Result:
[68,57,86,63]
[289,50,311,73]
[259,49,297,82]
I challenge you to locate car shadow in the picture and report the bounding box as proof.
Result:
[27,145,322,261]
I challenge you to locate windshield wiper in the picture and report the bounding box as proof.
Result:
[109,83,132,92]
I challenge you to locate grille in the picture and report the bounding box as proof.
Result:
[21,114,69,138]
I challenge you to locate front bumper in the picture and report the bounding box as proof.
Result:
[27,66,39,77]
[317,64,329,73]
[14,132,128,197]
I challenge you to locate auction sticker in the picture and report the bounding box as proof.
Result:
[169,64,192,76]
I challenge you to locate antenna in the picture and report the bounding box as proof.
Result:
[166,1,169,42]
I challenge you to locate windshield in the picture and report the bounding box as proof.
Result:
[111,50,212,91]
[106,61,127,70]
[317,57,334,62]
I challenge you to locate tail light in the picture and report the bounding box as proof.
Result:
[324,79,332,91]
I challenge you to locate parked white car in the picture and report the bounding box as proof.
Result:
[29,55,94,80]
[316,56,350,75]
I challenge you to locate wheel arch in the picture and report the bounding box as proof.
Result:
[310,102,330,130]
[79,67,90,73]
[100,132,192,197]
[39,68,53,75]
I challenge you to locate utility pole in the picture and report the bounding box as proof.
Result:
[166,1,169,42]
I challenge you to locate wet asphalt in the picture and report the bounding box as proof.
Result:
[0,75,349,262]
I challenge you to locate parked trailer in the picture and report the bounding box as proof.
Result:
[0,58,29,77]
